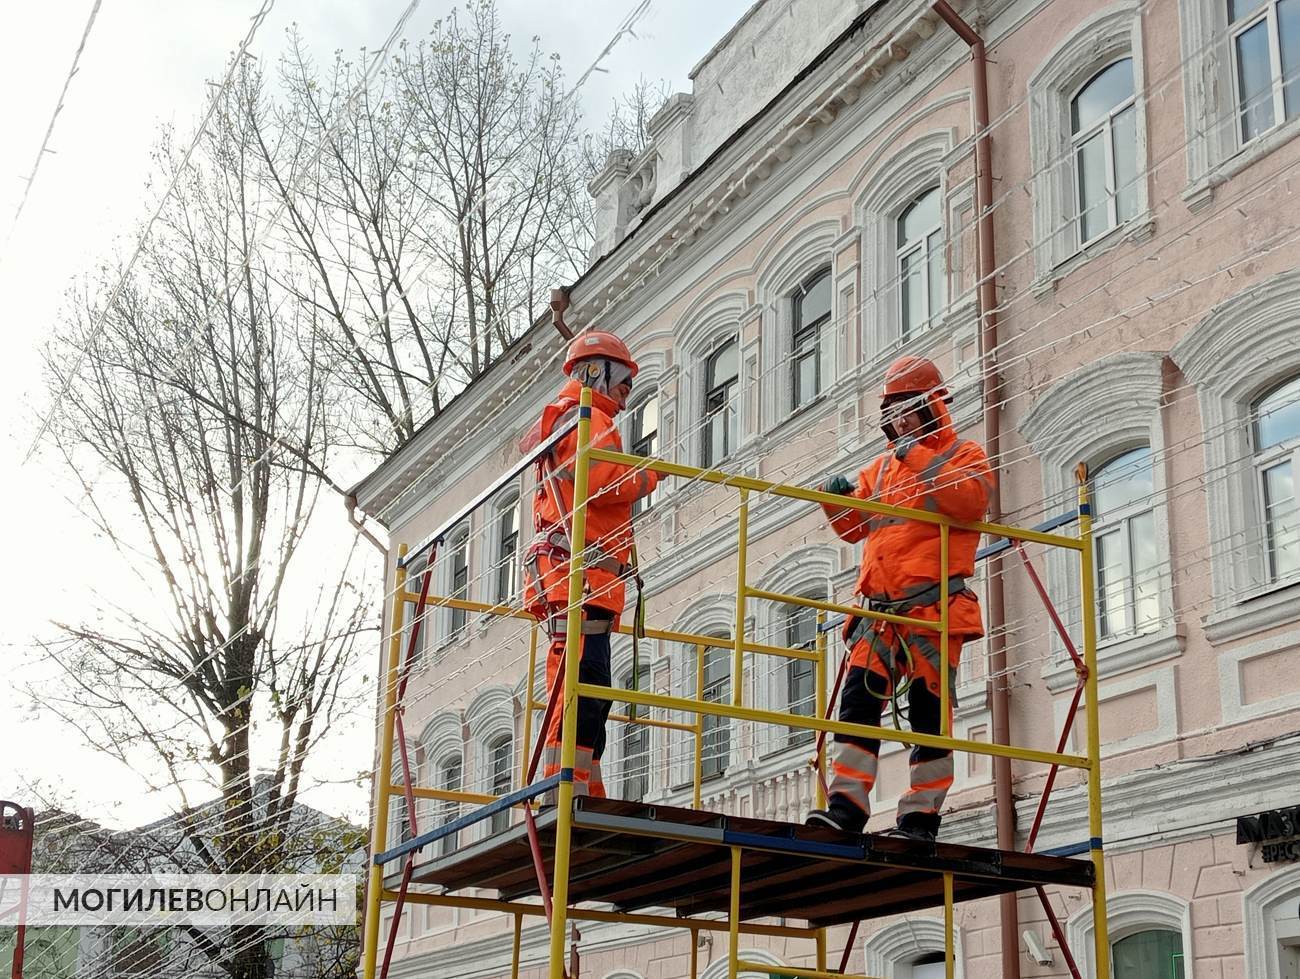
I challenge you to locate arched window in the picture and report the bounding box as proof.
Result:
[444,526,471,638]
[487,735,513,834]
[704,338,740,467]
[1111,929,1185,978]
[1071,58,1138,245]
[628,394,660,515]
[791,268,831,410]
[403,555,431,665]
[436,754,462,856]
[1091,446,1160,640]
[1229,0,1300,143]
[1251,374,1300,582]
[493,496,520,604]
[897,187,944,337]
[618,664,653,801]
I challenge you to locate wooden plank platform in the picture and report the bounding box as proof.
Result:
[386,797,1093,927]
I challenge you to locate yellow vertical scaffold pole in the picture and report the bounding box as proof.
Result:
[1077,465,1111,979]
[362,545,408,979]
[728,846,742,979]
[694,641,705,809]
[732,488,749,707]
[815,610,827,809]
[547,385,595,979]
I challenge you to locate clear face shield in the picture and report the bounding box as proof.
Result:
[572,357,634,402]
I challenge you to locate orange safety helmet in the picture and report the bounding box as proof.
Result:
[563,331,639,378]
[882,355,948,401]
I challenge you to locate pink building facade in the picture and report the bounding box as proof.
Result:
[353,0,1300,976]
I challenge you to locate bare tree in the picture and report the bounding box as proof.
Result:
[39,64,371,979]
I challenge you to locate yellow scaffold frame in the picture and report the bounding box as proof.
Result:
[362,384,1111,979]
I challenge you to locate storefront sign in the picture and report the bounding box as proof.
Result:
[1237,805,1300,863]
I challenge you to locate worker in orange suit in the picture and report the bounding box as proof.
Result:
[519,331,659,798]
[806,355,993,841]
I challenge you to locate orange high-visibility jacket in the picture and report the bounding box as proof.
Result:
[821,396,994,639]
[521,379,658,620]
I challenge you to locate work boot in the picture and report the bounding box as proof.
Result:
[805,797,866,834]
[886,812,939,843]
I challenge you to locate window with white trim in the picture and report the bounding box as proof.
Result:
[1028,5,1149,276]
[493,496,519,605]
[487,735,513,834]
[783,603,818,747]
[703,338,739,467]
[628,394,659,516]
[791,269,831,410]
[448,528,470,637]
[897,187,945,337]
[1072,59,1139,246]
[403,555,431,665]
[618,663,653,801]
[436,754,462,856]
[1230,0,1300,144]
[1091,446,1161,641]
[1252,374,1300,582]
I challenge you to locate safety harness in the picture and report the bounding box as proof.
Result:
[842,574,969,724]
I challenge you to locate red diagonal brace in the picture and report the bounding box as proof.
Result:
[1013,541,1086,675]
[809,648,850,800]
[1026,679,1084,854]
[1035,886,1083,979]
[839,919,861,974]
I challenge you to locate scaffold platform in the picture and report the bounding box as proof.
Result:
[386,797,1094,927]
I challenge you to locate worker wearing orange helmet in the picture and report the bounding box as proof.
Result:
[520,330,659,798]
[806,355,993,841]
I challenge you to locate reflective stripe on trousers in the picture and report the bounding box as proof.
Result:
[541,630,612,799]
[828,630,962,822]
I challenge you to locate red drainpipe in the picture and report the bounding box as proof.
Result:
[929,4,1021,978]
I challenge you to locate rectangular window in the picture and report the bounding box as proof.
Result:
[629,396,659,516]
[699,642,731,778]
[489,738,513,834]
[403,557,431,665]
[792,270,831,410]
[1230,0,1300,144]
[620,665,653,801]
[897,187,944,337]
[784,603,818,747]
[438,757,462,856]
[1092,447,1161,641]
[704,339,739,467]
[449,533,470,637]
[495,503,519,604]
[1253,375,1300,583]
[1071,59,1137,247]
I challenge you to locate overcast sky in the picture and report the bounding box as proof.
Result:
[0,0,754,829]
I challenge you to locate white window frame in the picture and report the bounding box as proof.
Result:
[854,131,956,361]
[1070,59,1139,248]
[1028,2,1151,285]
[1180,0,1300,206]
[1171,268,1300,640]
[616,661,654,802]
[466,686,514,839]
[755,220,839,428]
[676,292,748,473]
[626,392,661,516]
[1019,351,1181,690]
[486,734,513,834]
[668,596,737,790]
[1091,447,1162,643]
[1245,861,1300,978]
[1066,889,1194,979]
[489,491,520,606]
[1251,376,1300,584]
[791,267,832,411]
[1228,0,1295,147]
[402,554,432,668]
[433,751,463,857]
[895,186,945,339]
[702,335,740,469]
[440,522,472,644]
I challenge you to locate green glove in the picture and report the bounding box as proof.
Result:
[823,474,853,495]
